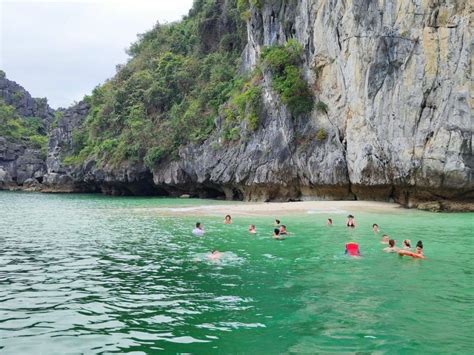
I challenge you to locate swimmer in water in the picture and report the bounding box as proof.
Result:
[327,218,333,226]
[398,240,425,259]
[345,242,361,257]
[279,225,288,235]
[273,228,285,240]
[373,224,379,233]
[402,239,411,249]
[248,224,256,234]
[224,215,232,224]
[383,239,399,253]
[346,215,356,228]
[274,219,281,227]
[207,250,222,261]
[381,234,390,244]
[192,222,205,236]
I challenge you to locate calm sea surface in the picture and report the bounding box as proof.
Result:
[1,192,473,354]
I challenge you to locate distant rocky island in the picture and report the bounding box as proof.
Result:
[0,0,472,211]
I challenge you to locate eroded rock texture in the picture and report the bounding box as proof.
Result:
[151,0,473,208]
[0,74,52,189]
[6,1,473,210]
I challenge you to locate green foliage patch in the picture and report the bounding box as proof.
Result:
[65,0,251,168]
[62,1,314,169]
[0,99,48,152]
[316,128,327,141]
[261,39,313,116]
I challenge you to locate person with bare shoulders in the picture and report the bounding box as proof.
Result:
[279,225,289,236]
[383,239,399,253]
[346,215,356,228]
[224,215,232,224]
[248,224,256,234]
[402,239,411,249]
[398,240,425,259]
[373,224,379,234]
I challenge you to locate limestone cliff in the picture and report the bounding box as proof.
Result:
[5,0,474,211]
[0,72,54,189]
[154,0,473,209]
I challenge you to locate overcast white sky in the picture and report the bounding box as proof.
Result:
[0,0,194,108]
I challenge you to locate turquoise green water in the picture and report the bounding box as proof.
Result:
[1,192,473,354]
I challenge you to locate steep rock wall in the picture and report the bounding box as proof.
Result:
[150,0,472,208]
[0,73,55,128]
[42,0,473,210]
[0,74,53,189]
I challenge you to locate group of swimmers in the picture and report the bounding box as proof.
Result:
[339,218,425,259]
[192,214,425,260]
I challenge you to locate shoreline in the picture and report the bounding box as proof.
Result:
[1,187,473,212]
[147,200,404,217]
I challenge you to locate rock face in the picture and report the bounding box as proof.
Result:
[43,101,89,191]
[0,72,55,129]
[150,0,472,208]
[44,101,158,195]
[0,137,47,189]
[0,73,52,188]
[5,1,473,210]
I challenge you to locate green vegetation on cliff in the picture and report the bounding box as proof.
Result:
[261,40,313,116]
[0,99,48,154]
[66,0,313,169]
[68,0,248,168]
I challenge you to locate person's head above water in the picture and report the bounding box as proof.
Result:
[389,239,395,247]
[196,222,202,229]
[280,225,287,231]
[249,224,256,230]
[275,219,281,225]
[346,215,355,227]
[416,240,423,251]
[403,239,411,248]
[327,218,333,225]
[273,228,280,236]
[225,215,231,221]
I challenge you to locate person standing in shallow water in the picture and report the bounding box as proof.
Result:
[224,215,232,224]
[346,215,356,228]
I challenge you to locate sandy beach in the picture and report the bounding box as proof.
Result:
[149,200,403,217]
